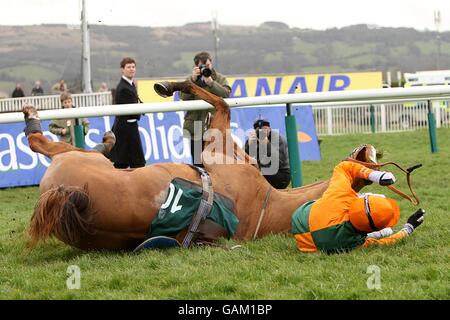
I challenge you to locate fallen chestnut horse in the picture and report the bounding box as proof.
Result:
[24,81,331,251]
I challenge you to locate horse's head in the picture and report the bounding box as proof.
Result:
[28,184,94,249]
[349,144,382,165]
[348,144,383,192]
[349,144,422,205]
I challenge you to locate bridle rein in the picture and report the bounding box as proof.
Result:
[345,157,422,205]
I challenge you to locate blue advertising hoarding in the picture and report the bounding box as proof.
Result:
[0,106,319,188]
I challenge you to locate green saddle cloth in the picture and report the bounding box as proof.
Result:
[149,178,239,238]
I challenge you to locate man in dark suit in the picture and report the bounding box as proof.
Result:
[109,57,145,169]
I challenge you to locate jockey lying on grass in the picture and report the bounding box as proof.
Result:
[291,160,425,254]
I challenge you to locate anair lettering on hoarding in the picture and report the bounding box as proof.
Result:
[231,74,351,97]
[137,72,382,102]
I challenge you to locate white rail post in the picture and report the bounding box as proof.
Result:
[434,101,441,128]
[326,107,333,135]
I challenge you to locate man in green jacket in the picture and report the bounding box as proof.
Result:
[49,92,89,146]
[181,51,231,166]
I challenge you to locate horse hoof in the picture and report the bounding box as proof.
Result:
[154,82,172,98]
[154,80,193,98]
[102,131,116,144]
[22,104,40,120]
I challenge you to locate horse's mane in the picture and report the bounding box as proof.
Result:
[28,184,94,248]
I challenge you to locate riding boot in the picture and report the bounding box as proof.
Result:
[154,80,192,98]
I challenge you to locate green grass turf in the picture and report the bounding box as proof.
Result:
[0,128,449,299]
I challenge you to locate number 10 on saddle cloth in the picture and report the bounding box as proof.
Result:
[148,178,239,240]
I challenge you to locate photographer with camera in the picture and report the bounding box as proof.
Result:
[182,51,231,166]
[245,117,291,189]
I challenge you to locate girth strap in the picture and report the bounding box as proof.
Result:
[345,157,422,205]
[253,187,272,240]
[182,166,214,248]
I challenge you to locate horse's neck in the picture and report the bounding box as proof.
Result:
[261,180,329,236]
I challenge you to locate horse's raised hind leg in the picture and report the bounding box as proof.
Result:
[24,105,116,159]
[233,141,258,166]
[23,104,82,159]
[189,85,230,121]
[154,80,230,133]
[194,88,259,165]
[154,81,255,165]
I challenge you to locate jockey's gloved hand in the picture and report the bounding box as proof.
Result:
[403,208,425,235]
[368,171,396,186]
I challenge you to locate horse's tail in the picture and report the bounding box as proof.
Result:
[28,184,94,248]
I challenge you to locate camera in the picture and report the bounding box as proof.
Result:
[199,64,212,77]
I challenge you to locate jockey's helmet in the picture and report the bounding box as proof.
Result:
[348,194,400,232]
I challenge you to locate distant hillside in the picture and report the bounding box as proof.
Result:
[0,22,449,95]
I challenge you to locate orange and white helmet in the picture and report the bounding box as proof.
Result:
[348,194,400,232]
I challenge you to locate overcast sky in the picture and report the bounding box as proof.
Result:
[0,0,449,31]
